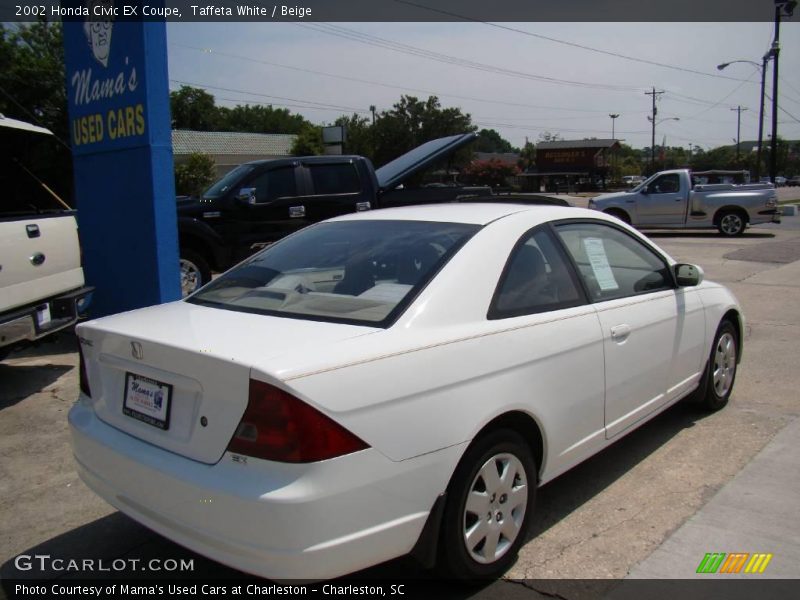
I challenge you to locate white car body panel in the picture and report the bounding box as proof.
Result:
[70,204,744,580]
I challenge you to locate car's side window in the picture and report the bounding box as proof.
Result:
[555,222,672,301]
[248,167,298,204]
[489,228,585,319]
[647,173,680,194]
[308,164,361,195]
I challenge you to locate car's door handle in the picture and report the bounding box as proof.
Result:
[289,205,306,218]
[610,324,632,342]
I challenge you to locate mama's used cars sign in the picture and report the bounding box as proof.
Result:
[64,0,150,153]
[62,0,181,316]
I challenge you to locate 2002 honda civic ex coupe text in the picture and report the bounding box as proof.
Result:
[69,204,742,580]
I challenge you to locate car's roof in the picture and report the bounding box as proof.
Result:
[331,202,590,226]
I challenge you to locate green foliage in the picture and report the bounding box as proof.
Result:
[475,128,516,154]
[218,104,308,134]
[174,153,216,196]
[462,159,520,187]
[373,96,476,166]
[334,113,373,158]
[291,125,324,156]
[170,86,313,134]
[0,21,73,203]
[170,86,219,130]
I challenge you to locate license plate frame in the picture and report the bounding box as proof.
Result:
[123,373,172,430]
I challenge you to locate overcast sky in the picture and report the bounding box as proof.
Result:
[166,22,800,152]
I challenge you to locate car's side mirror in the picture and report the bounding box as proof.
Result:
[640,186,649,194]
[674,263,704,287]
[236,187,257,205]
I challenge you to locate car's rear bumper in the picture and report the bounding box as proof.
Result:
[68,397,463,580]
[0,286,93,351]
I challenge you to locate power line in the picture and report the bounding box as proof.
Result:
[297,22,642,93]
[390,0,759,84]
[170,42,638,114]
[170,80,370,114]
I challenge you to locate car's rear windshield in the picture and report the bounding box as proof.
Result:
[188,220,480,326]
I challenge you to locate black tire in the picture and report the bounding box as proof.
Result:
[716,210,747,236]
[605,209,631,225]
[179,249,212,297]
[696,320,739,411]
[438,429,537,580]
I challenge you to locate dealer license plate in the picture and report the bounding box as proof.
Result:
[123,373,172,430]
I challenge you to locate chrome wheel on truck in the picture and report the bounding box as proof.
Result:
[717,211,746,236]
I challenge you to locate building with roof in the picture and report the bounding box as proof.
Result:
[171,130,297,176]
[520,138,621,193]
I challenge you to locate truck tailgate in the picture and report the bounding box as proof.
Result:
[0,213,84,313]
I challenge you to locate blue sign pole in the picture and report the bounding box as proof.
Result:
[63,2,180,317]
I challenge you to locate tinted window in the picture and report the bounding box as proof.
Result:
[309,164,361,195]
[555,222,672,301]
[189,220,479,326]
[248,167,298,204]
[203,164,254,199]
[490,228,584,319]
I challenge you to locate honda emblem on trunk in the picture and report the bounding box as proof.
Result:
[131,342,144,360]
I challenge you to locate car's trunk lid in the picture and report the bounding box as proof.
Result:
[79,301,376,464]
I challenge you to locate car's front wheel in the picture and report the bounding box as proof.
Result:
[698,320,739,411]
[438,429,537,580]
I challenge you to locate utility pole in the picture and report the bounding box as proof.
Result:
[730,106,748,161]
[369,104,377,158]
[770,1,797,182]
[645,88,664,173]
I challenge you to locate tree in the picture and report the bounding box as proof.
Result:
[462,159,519,187]
[291,125,324,156]
[334,113,373,158]
[0,21,73,203]
[218,103,309,134]
[174,153,216,196]
[475,128,516,154]
[537,131,563,143]
[372,95,476,166]
[170,86,219,130]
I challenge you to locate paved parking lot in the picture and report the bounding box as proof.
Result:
[2,216,799,595]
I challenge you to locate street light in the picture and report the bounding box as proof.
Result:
[718,56,772,179]
[646,116,679,170]
[609,114,619,140]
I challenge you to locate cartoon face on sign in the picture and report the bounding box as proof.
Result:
[83,0,114,67]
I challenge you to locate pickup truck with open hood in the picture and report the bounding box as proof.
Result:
[588,168,780,235]
[176,132,491,295]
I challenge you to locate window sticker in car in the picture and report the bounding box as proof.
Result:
[583,238,619,291]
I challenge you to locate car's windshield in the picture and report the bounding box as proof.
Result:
[202,164,255,199]
[188,220,480,326]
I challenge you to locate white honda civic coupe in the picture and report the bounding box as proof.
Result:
[69,203,742,581]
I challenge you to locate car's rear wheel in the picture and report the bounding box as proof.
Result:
[438,429,537,580]
[716,210,747,236]
[180,249,211,297]
[698,320,739,411]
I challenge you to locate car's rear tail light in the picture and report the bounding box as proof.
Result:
[77,342,91,398]
[227,380,369,463]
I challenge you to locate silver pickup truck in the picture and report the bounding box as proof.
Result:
[589,169,780,235]
[0,115,92,360]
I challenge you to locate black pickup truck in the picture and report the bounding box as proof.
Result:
[177,132,491,294]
